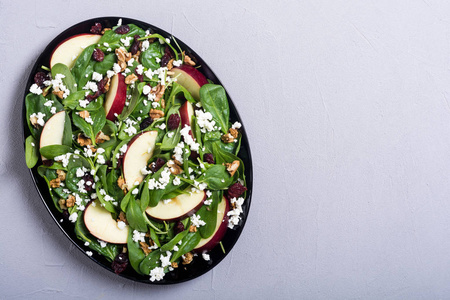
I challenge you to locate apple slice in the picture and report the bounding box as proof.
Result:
[104,73,127,121]
[194,197,229,252]
[84,200,128,244]
[50,34,102,69]
[172,65,208,101]
[179,100,195,138]
[145,191,206,222]
[123,131,158,188]
[39,111,66,160]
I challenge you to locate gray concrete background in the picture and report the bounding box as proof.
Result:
[2,0,450,299]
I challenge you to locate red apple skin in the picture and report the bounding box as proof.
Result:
[146,193,207,223]
[50,33,102,68]
[105,73,127,121]
[179,100,194,138]
[172,65,208,101]
[194,197,230,253]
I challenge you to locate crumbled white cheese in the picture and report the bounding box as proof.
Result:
[79,99,90,108]
[231,121,242,129]
[195,110,216,132]
[119,144,128,154]
[69,212,78,223]
[92,72,103,82]
[113,63,122,73]
[132,230,146,243]
[202,253,210,261]
[120,36,133,47]
[227,197,245,229]
[180,125,199,151]
[172,60,182,67]
[149,267,165,282]
[30,112,46,127]
[191,214,206,227]
[29,84,42,95]
[172,177,181,186]
[117,221,126,230]
[83,81,98,93]
[96,154,105,165]
[86,251,93,257]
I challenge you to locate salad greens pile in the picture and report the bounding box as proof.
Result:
[24,20,248,281]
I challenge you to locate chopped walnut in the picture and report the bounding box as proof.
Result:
[132,52,141,63]
[101,28,111,34]
[66,195,75,207]
[56,169,66,181]
[225,160,240,177]
[103,77,111,93]
[58,199,67,210]
[115,47,127,62]
[182,252,194,265]
[117,211,128,225]
[160,98,166,109]
[117,176,126,190]
[184,53,196,66]
[171,262,178,268]
[49,178,61,188]
[221,133,235,143]
[152,84,166,102]
[168,160,183,175]
[52,89,64,99]
[30,115,39,127]
[149,109,165,119]
[95,131,110,144]
[89,146,97,153]
[167,58,174,70]
[118,60,127,72]
[189,224,197,233]
[140,242,152,255]
[79,110,90,119]
[125,74,138,85]
[77,133,92,147]
[229,128,239,138]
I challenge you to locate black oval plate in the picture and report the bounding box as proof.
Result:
[22,17,252,284]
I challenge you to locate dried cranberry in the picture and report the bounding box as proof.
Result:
[97,77,109,94]
[42,160,54,167]
[174,221,185,234]
[115,25,130,34]
[151,158,166,173]
[204,153,215,164]
[130,35,141,55]
[140,117,153,130]
[92,48,104,62]
[227,182,247,199]
[85,92,98,103]
[34,72,49,88]
[62,210,70,221]
[82,173,94,192]
[111,253,129,274]
[134,69,144,82]
[167,114,180,130]
[90,22,102,34]
[160,46,174,67]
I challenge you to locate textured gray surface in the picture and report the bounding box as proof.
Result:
[2,0,450,299]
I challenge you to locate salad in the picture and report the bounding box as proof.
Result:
[24,19,248,281]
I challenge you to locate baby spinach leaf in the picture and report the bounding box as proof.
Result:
[51,63,77,94]
[25,135,39,168]
[25,93,63,139]
[170,231,201,262]
[148,166,178,207]
[77,63,95,91]
[120,190,132,212]
[149,228,161,247]
[75,212,118,262]
[97,120,118,150]
[120,82,145,120]
[94,53,116,74]
[160,229,189,252]
[127,226,146,275]
[99,24,145,45]
[126,196,148,232]
[139,249,161,275]
[198,164,233,190]
[199,84,229,134]
[72,109,106,142]
[141,42,164,70]
[160,126,181,151]
[212,141,244,182]
[106,169,124,203]
[71,45,95,85]
[39,145,72,159]
[167,83,195,107]
[62,90,85,110]
[140,180,150,211]
[197,190,221,239]
[65,167,86,194]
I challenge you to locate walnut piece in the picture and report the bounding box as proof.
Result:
[56,169,66,181]
[149,109,165,119]
[152,84,166,102]
[182,252,194,265]
[77,133,92,147]
[101,28,111,34]
[225,160,240,177]
[132,52,141,63]
[221,133,235,143]
[171,262,178,268]
[29,115,39,127]
[103,77,111,93]
[229,128,239,138]
[117,211,128,225]
[140,242,152,256]
[115,47,127,62]
[117,176,126,190]
[49,178,61,188]
[58,199,67,210]
[167,58,174,70]
[66,195,75,207]
[167,160,183,175]
[189,224,197,233]
[125,74,138,85]
[184,54,196,66]
[79,110,90,119]
[95,131,110,144]
[52,89,64,99]
[118,61,127,72]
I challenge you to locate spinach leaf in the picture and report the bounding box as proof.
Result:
[126,196,147,232]
[39,145,72,159]
[97,120,118,150]
[197,190,221,239]
[106,169,124,203]
[170,232,201,262]
[140,179,150,211]
[51,63,77,94]
[99,24,145,45]
[198,164,233,190]
[94,53,116,74]
[199,84,229,134]
[167,83,195,108]
[95,165,116,214]
[71,45,95,85]
[65,167,86,194]
[25,135,39,168]
[139,249,161,275]
[148,166,178,207]
[75,212,118,262]
[127,226,146,275]
[160,229,189,252]
[140,42,164,70]
[120,190,132,212]
[160,124,181,151]
[119,82,145,120]
[72,109,106,142]
[77,63,95,91]
[212,141,244,182]
[62,90,85,110]
[25,93,63,139]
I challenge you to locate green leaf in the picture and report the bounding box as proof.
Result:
[197,190,221,239]
[170,231,201,262]
[140,180,150,211]
[39,145,72,159]
[94,53,116,74]
[71,45,95,85]
[120,190,132,212]
[72,109,105,142]
[167,83,195,108]
[139,249,161,275]
[160,229,189,252]
[127,226,146,275]
[25,135,39,168]
[199,84,229,134]
[65,167,87,194]
[119,82,145,120]
[140,42,164,70]
[51,63,77,94]
[62,90,85,110]
[198,164,234,190]
[25,93,64,139]
[126,196,147,232]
